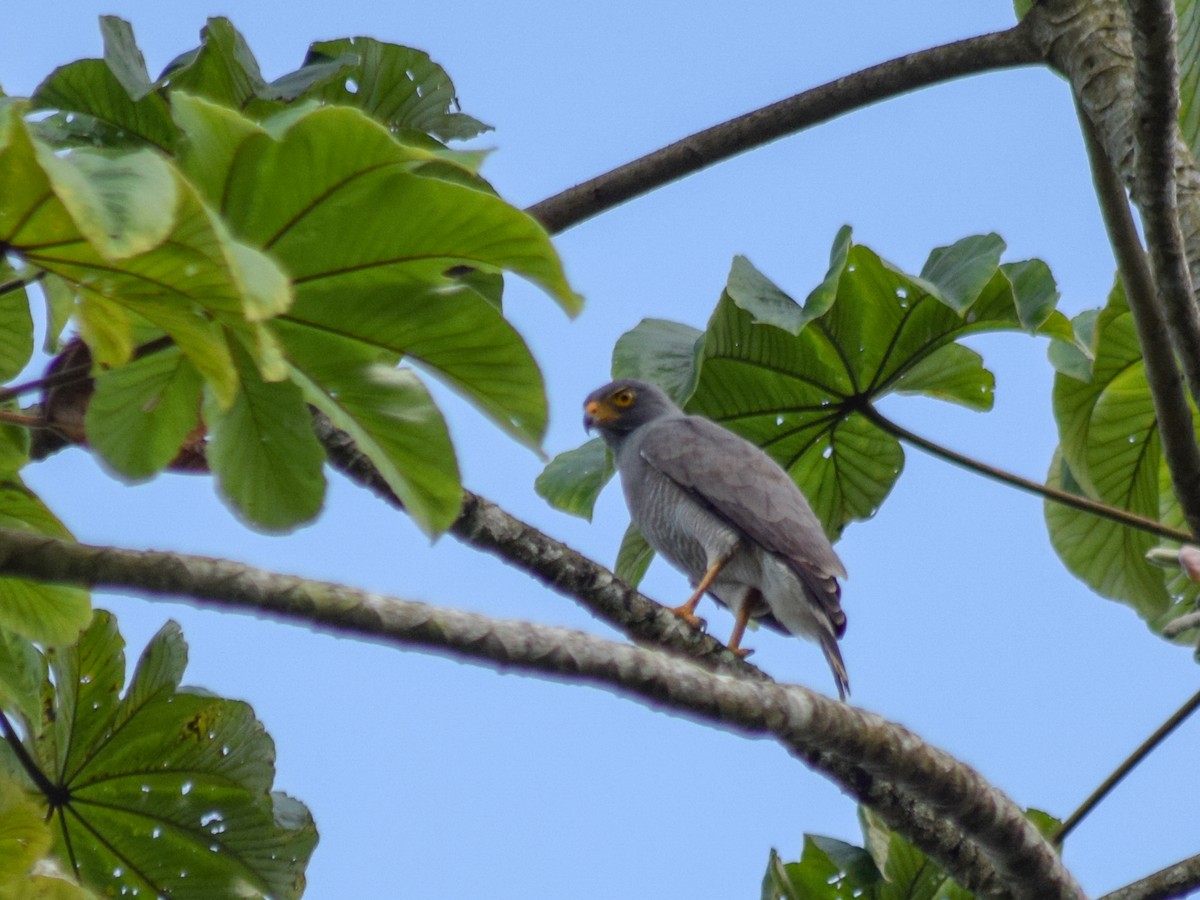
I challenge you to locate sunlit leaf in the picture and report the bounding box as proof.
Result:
[25,613,318,899]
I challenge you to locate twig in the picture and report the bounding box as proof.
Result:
[524,21,1043,233]
[863,404,1193,544]
[0,526,1083,899]
[1126,0,1200,416]
[1078,103,1200,535]
[1053,687,1200,844]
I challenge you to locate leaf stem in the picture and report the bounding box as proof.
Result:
[0,270,43,298]
[0,709,61,805]
[1052,687,1200,846]
[862,404,1193,544]
[525,21,1042,233]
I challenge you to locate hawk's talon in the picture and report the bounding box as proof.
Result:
[669,606,707,631]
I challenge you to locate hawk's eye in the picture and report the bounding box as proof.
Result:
[612,389,635,407]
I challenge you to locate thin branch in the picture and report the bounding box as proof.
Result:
[863,403,1194,544]
[524,21,1043,233]
[1079,104,1200,536]
[1126,0,1200,415]
[0,527,1082,899]
[1052,687,1200,845]
[1098,851,1200,900]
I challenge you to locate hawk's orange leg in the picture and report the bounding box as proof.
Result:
[669,556,729,627]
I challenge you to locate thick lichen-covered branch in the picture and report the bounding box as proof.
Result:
[313,417,1022,895]
[525,21,1042,233]
[0,527,1081,899]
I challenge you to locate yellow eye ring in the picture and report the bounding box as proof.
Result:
[612,389,635,407]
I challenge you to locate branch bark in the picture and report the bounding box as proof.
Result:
[1078,108,1200,535]
[1032,0,1200,526]
[1098,852,1200,900]
[0,526,1083,899]
[314,413,1014,895]
[525,21,1042,233]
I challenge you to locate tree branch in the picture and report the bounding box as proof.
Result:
[1098,852,1200,900]
[525,21,1043,233]
[0,526,1082,899]
[1125,0,1200,417]
[312,415,1020,895]
[1079,104,1200,535]
[863,403,1193,543]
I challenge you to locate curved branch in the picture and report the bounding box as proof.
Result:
[525,21,1043,233]
[312,417,1017,895]
[1079,106,1200,535]
[1098,851,1200,900]
[0,527,1082,899]
[864,404,1193,543]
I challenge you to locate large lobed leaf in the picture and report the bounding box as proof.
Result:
[3,612,318,899]
[1046,281,1196,632]
[540,228,1064,548]
[16,18,582,536]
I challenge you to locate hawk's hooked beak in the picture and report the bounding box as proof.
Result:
[583,399,617,432]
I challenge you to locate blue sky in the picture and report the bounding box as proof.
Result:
[3,2,1195,897]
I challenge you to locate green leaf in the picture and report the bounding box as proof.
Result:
[160,18,270,111]
[31,59,175,152]
[40,274,75,354]
[1179,0,1200,157]
[284,278,547,448]
[0,106,286,406]
[204,344,326,532]
[1045,452,1177,628]
[28,613,317,899]
[0,271,33,382]
[542,230,1060,539]
[0,409,29,477]
[892,343,993,411]
[299,37,492,140]
[611,318,703,404]
[535,438,612,521]
[85,347,203,480]
[1045,279,1193,629]
[0,775,52,887]
[920,233,1006,313]
[0,481,90,645]
[615,523,654,587]
[1047,309,1098,382]
[99,16,153,101]
[280,327,462,536]
[761,834,882,900]
[0,629,44,734]
[222,105,580,315]
[860,807,971,900]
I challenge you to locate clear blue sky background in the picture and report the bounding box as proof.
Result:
[3,2,1196,897]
